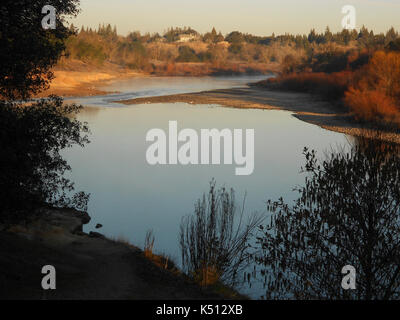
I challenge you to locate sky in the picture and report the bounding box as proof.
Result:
[70,0,400,36]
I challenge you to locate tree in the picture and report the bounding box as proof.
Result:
[387,39,400,52]
[203,27,223,44]
[324,26,333,43]
[225,31,244,44]
[281,54,298,74]
[0,1,90,222]
[211,27,217,38]
[386,27,398,45]
[345,50,400,125]
[216,32,225,43]
[0,0,80,100]
[308,29,317,43]
[0,97,90,221]
[255,140,400,300]
[228,43,242,55]
[176,46,199,62]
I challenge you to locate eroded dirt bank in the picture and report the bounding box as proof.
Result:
[0,208,238,300]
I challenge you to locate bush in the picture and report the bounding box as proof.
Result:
[345,88,400,124]
[228,43,243,55]
[267,71,353,100]
[74,40,107,63]
[256,141,400,300]
[176,46,200,62]
[179,180,263,287]
[345,51,400,125]
[310,50,349,73]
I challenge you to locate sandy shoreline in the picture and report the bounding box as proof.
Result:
[117,87,400,144]
[38,67,400,144]
[36,68,147,98]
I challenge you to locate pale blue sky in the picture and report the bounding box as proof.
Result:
[70,0,400,36]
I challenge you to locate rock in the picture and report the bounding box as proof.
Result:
[69,209,91,225]
[43,207,91,234]
[89,231,105,239]
[95,224,103,229]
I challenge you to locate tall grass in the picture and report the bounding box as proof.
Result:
[179,180,263,287]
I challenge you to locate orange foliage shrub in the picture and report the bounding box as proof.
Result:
[366,51,400,99]
[345,51,400,125]
[345,88,399,123]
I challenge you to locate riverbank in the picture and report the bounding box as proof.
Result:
[117,87,400,144]
[36,58,276,98]
[35,60,147,98]
[0,208,243,299]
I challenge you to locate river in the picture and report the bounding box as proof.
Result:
[63,76,352,298]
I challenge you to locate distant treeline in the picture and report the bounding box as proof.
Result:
[254,26,400,128]
[60,24,400,76]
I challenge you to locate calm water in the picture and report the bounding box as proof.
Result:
[67,75,269,107]
[63,76,351,298]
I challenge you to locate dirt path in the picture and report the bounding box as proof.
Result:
[118,87,400,143]
[0,209,230,300]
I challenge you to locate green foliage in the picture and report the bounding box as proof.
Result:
[97,23,117,39]
[116,41,149,70]
[387,39,400,52]
[176,46,199,62]
[198,50,214,62]
[225,31,244,44]
[310,51,350,73]
[164,27,198,43]
[203,27,224,43]
[61,24,400,73]
[73,39,107,63]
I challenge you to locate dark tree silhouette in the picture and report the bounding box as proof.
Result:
[0,0,80,100]
[0,1,89,222]
[255,139,400,300]
[0,97,90,221]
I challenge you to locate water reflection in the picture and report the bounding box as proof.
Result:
[62,97,351,298]
[66,75,269,108]
[255,138,400,300]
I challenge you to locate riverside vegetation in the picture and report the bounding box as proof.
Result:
[3,0,400,300]
[254,137,400,300]
[0,0,248,300]
[57,24,399,79]
[0,0,89,223]
[255,27,400,129]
